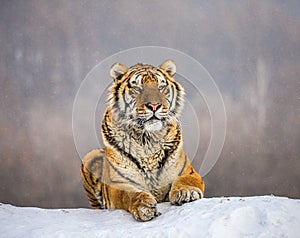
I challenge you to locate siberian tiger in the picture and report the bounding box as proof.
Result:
[80,60,205,221]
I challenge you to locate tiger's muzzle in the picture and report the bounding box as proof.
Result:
[135,83,168,131]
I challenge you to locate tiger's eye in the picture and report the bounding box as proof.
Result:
[133,86,142,92]
[158,85,165,91]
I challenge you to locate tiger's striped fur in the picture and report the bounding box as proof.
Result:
[80,60,205,221]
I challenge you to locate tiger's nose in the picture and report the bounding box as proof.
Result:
[146,102,162,112]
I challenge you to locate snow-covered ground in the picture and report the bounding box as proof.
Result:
[1,196,299,238]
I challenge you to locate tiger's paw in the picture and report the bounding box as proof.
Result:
[130,192,160,222]
[169,186,203,206]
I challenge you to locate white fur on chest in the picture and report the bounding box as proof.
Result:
[144,120,163,131]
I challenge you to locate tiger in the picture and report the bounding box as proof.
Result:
[80,60,205,221]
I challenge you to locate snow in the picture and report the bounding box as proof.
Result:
[1,196,300,238]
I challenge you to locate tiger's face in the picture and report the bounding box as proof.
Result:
[108,60,184,132]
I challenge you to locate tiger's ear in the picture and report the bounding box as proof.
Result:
[160,59,176,77]
[110,63,128,81]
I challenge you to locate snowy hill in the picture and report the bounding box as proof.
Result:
[1,196,299,238]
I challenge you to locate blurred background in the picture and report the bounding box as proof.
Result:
[0,0,299,208]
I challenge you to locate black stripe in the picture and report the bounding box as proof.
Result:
[122,89,131,114]
[158,126,180,169]
[102,113,145,173]
[88,156,104,180]
[81,164,93,185]
[156,68,169,78]
[156,126,181,180]
[105,157,142,187]
[169,84,175,110]
[81,165,102,208]
[113,82,122,104]
[91,204,101,209]
[88,195,99,203]
[101,184,109,209]
[173,81,181,92]
[82,183,94,198]
[178,154,188,176]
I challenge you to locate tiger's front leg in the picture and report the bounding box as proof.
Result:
[80,150,159,222]
[104,184,160,222]
[128,190,160,221]
[169,163,205,206]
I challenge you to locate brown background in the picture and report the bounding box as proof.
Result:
[0,1,299,208]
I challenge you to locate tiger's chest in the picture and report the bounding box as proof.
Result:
[103,118,182,191]
[107,145,180,190]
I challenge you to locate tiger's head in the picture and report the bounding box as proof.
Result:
[108,60,184,132]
